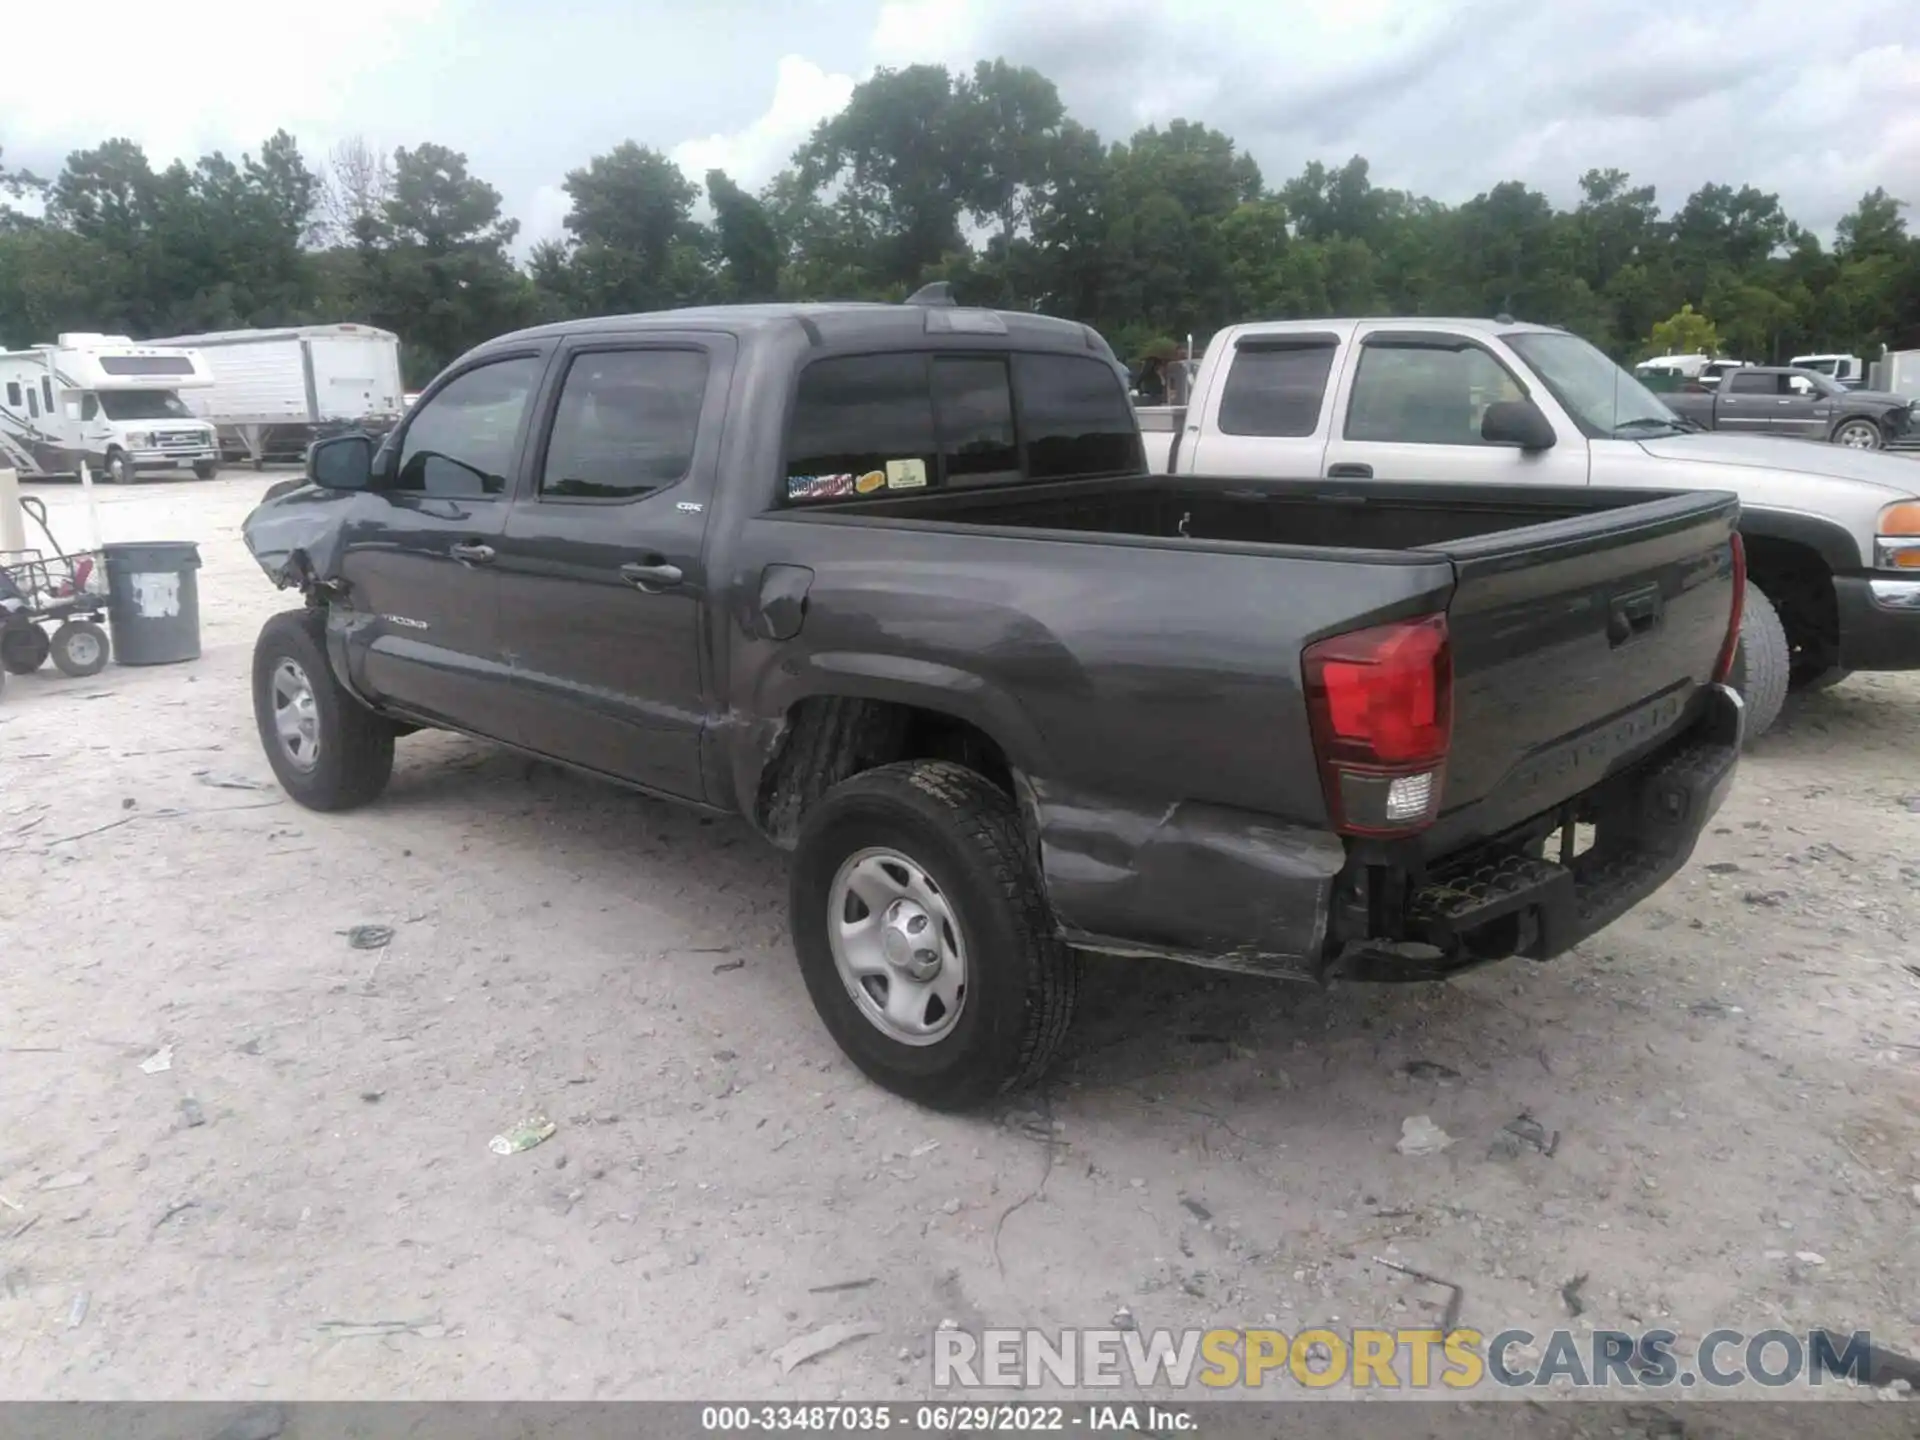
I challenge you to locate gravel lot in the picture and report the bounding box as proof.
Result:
[2,470,1918,1404]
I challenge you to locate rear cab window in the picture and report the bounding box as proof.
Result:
[781,349,1141,506]
[1216,341,1338,437]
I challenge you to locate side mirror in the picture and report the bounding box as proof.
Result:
[308,434,373,491]
[1481,399,1557,452]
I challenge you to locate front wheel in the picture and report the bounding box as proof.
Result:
[50,620,109,677]
[104,450,132,485]
[0,624,50,674]
[192,461,218,481]
[789,760,1077,1110]
[252,609,396,811]
[1727,582,1790,742]
[1832,419,1882,450]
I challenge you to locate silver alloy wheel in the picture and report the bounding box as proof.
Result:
[827,846,968,1045]
[270,658,322,771]
[1836,421,1880,449]
[61,630,102,670]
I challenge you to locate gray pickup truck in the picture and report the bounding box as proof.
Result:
[1655,366,1914,450]
[241,295,1744,1108]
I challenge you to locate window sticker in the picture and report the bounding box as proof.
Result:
[855,469,887,495]
[788,473,855,501]
[885,458,928,490]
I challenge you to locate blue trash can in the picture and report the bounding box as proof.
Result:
[103,541,203,666]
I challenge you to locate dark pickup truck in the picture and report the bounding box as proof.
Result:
[241,295,1746,1109]
[1656,366,1915,450]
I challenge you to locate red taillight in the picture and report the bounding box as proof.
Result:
[1302,613,1452,836]
[1712,532,1745,686]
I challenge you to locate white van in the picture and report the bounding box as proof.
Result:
[1790,353,1867,387]
[0,334,220,483]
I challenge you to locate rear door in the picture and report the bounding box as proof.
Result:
[1182,332,1338,476]
[489,334,734,801]
[336,349,548,735]
[1714,369,1782,433]
[1320,328,1591,486]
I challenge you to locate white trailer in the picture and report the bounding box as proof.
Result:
[1869,348,1920,402]
[0,335,219,482]
[142,323,405,469]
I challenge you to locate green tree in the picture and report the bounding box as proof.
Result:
[1647,303,1720,358]
[706,169,781,301]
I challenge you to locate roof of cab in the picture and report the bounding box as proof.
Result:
[1224,316,1568,340]
[482,302,1112,357]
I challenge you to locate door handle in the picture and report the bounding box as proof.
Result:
[1326,462,1373,479]
[449,541,495,565]
[621,560,684,592]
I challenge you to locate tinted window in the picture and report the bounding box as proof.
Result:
[933,357,1018,485]
[1013,353,1141,479]
[82,394,99,421]
[1726,371,1773,395]
[394,355,541,498]
[4,383,18,408]
[99,355,195,376]
[1345,343,1522,445]
[785,354,936,503]
[26,389,39,419]
[40,378,53,411]
[1218,344,1336,437]
[541,349,708,500]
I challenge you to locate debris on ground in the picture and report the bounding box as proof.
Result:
[1561,1272,1589,1317]
[1373,1256,1464,1332]
[806,1278,875,1294]
[909,1140,940,1159]
[1180,1196,1213,1222]
[1491,1112,1561,1159]
[712,958,745,974]
[195,772,269,792]
[41,1173,89,1192]
[178,1098,207,1129]
[66,1291,89,1328]
[489,1116,557,1155]
[339,925,393,951]
[138,1045,173,1075]
[1395,1115,1454,1157]
[1112,1306,1137,1330]
[1795,1251,1827,1266]
[769,1320,881,1375]
[1397,1060,1462,1084]
[1741,890,1788,908]
[316,1317,443,1340]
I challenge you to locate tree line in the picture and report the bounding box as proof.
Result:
[4,60,1917,385]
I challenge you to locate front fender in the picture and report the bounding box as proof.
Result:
[241,482,356,593]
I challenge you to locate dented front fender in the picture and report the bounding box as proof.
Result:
[241,482,357,594]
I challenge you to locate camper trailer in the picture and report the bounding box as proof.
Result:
[143,323,405,469]
[0,335,219,483]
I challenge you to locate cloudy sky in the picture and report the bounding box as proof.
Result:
[4,0,1917,249]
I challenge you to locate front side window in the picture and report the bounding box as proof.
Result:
[1504,331,1683,439]
[81,394,99,421]
[1345,343,1522,446]
[541,349,708,500]
[394,355,541,498]
[1218,343,1337,437]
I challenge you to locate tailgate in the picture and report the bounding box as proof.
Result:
[1423,490,1740,853]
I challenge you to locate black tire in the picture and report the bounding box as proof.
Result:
[789,760,1077,1110]
[252,608,395,811]
[1793,665,1852,695]
[193,461,218,481]
[105,450,132,485]
[1831,419,1882,450]
[49,620,108,677]
[1728,582,1790,742]
[0,624,50,675]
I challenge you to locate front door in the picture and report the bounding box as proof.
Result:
[490,336,733,801]
[1320,329,1591,485]
[336,350,548,737]
[1778,373,1832,438]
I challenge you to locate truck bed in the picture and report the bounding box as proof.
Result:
[766,474,1741,866]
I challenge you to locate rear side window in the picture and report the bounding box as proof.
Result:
[1014,353,1141,479]
[1726,371,1773,395]
[1218,344,1336,437]
[4,382,19,408]
[40,377,53,412]
[540,349,708,500]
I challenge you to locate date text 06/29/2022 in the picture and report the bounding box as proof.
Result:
[701,1405,1191,1432]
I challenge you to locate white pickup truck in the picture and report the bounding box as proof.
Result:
[1139,317,1920,739]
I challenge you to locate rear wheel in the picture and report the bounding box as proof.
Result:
[1727,582,1790,742]
[49,620,108,677]
[789,760,1077,1110]
[252,609,396,811]
[0,624,50,674]
[1833,419,1882,450]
